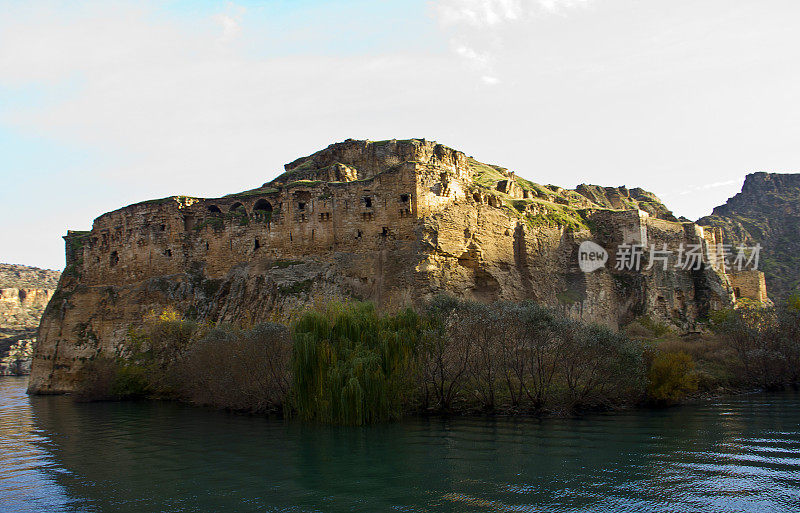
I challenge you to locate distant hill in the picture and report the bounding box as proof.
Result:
[0,263,61,289]
[698,172,800,301]
[0,264,61,357]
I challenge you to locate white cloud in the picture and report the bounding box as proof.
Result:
[433,0,591,28]
[0,1,472,268]
[676,179,742,196]
[454,44,490,69]
[214,13,241,43]
[432,0,594,82]
[0,2,463,180]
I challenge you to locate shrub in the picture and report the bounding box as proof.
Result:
[711,305,787,389]
[75,358,150,401]
[559,322,645,409]
[121,308,205,394]
[647,351,698,405]
[109,364,151,398]
[176,323,292,412]
[635,316,671,338]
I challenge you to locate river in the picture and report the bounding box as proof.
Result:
[1,377,799,512]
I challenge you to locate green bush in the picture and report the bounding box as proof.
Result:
[75,358,150,401]
[647,351,698,405]
[109,364,151,398]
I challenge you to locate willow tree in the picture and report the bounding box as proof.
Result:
[291,302,421,425]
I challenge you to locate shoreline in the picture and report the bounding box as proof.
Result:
[13,375,797,424]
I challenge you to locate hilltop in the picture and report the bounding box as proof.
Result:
[698,172,800,300]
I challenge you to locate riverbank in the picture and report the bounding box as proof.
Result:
[63,297,800,424]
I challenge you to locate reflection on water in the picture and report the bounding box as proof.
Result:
[1,376,799,512]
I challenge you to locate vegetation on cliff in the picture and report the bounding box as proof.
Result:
[73,296,800,423]
[0,263,60,289]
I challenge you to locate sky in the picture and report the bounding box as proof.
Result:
[2,0,799,270]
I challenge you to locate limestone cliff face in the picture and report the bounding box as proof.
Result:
[30,138,745,394]
[0,264,60,357]
[698,172,800,301]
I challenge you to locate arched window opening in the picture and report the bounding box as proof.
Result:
[230,202,245,213]
[253,199,272,211]
[253,199,273,221]
[207,204,222,214]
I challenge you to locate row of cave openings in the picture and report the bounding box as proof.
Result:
[206,198,274,218]
[204,193,413,224]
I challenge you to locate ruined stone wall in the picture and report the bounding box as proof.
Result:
[729,270,768,303]
[29,138,752,394]
[72,165,421,287]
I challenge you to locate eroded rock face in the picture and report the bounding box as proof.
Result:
[698,172,800,301]
[0,264,60,359]
[29,138,746,394]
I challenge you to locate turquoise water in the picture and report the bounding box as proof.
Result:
[1,377,799,512]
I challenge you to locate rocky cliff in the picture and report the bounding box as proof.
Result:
[29,138,752,394]
[698,172,800,301]
[0,264,60,358]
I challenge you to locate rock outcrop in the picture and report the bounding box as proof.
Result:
[0,264,60,359]
[698,172,800,301]
[29,139,757,393]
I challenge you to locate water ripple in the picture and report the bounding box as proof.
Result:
[2,378,800,512]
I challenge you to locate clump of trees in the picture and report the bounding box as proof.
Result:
[710,298,800,389]
[417,297,644,413]
[74,296,800,423]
